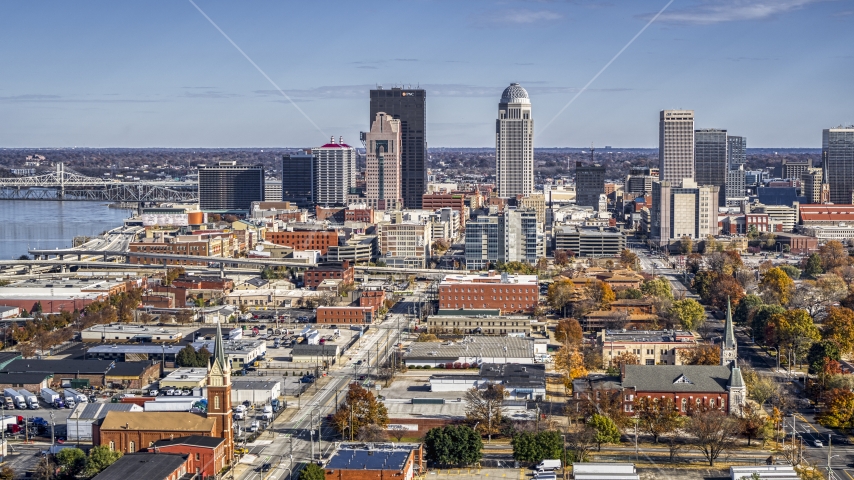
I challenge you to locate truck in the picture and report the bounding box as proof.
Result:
[271,399,281,412]
[41,388,63,408]
[65,389,88,404]
[0,415,20,431]
[62,391,76,409]
[261,405,273,421]
[3,389,25,409]
[18,389,39,409]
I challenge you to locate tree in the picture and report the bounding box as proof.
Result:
[685,408,741,466]
[678,344,721,365]
[300,463,325,480]
[554,250,570,267]
[511,430,563,463]
[424,425,483,467]
[803,253,824,279]
[56,447,86,479]
[817,388,854,430]
[547,280,575,317]
[33,457,57,480]
[686,253,703,274]
[465,383,506,439]
[616,288,642,300]
[778,264,801,280]
[767,309,821,365]
[554,318,583,346]
[164,267,185,286]
[807,339,841,374]
[694,272,744,310]
[680,236,693,254]
[748,375,778,407]
[668,298,705,331]
[619,249,639,270]
[331,383,389,439]
[750,304,786,344]
[0,466,13,480]
[633,397,681,443]
[357,424,388,442]
[612,351,639,370]
[587,280,615,310]
[554,345,588,393]
[760,267,795,305]
[84,445,123,477]
[641,277,673,300]
[564,426,596,463]
[175,309,194,325]
[733,294,763,326]
[823,306,854,355]
[739,403,765,446]
[587,413,620,451]
[819,240,849,271]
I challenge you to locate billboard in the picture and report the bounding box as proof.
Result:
[141,214,189,227]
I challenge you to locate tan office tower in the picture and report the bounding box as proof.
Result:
[365,112,403,211]
[659,110,695,184]
[496,83,533,197]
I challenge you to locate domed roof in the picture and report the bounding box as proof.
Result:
[500,83,530,104]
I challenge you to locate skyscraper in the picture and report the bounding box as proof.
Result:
[659,110,694,184]
[694,128,727,206]
[198,162,264,211]
[727,136,746,169]
[575,162,606,209]
[824,127,854,204]
[282,151,315,207]
[313,136,356,207]
[496,83,534,198]
[365,112,402,211]
[464,209,543,270]
[651,179,719,246]
[369,87,426,209]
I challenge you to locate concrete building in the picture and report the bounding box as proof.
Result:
[428,208,460,242]
[429,363,546,400]
[426,310,536,336]
[725,166,746,206]
[263,179,281,202]
[651,179,719,246]
[464,209,543,270]
[231,380,281,406]
[553,226,627,257]
[198,162,264,212]
[81,324,182,343]
[802,225,854,241]
[496,83,534,197]
[598,330,697,368]
[403,336,539,368]
[824,126,854,204]
[325,443,423,480]
[695,129,728,206]
[727,136,746,168]
[438,273,538,313]
[160,367,209,390]
[519,193,546,225]
[370,87,427,209]
[282,150,315,207]
[190,338,266,371]
[313,137,356,207]
[752,204,797,232]
[290,344,340,365]
[365,112,403,211]
[659,110,694,183]
[802,168,827,204]
[327,235,376,264]
[576,162,606,210]
[376,221,431,268]
[780,159,813,181]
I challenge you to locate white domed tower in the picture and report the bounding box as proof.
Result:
[496,83,534,198]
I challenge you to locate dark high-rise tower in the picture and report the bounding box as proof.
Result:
[198,162,264,211]
[370,87,426,209]
[282,151,315,207]
[823,127,854,204]
[694,129,727,206]
[575,162,606,209]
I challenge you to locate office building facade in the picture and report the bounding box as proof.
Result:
[198,162,264,211]
[823,127,854,204]
[651,179,719,247]
[576,162,606,209]
[496,83,534,197]
[694,129,728,206]
[263,179,281,202]
[725,167,746,205]
[281,151,315,207]
[313,137,356,207]
[464,209,543,270]
[801,168,827,204]
[727,136,746,168]
[659,110,695,184]
[370,87,426,209]
[365,112,403,211]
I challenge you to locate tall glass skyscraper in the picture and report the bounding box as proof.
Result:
[281,151,315,207]
[369,87,426,209]
[823,127,854,204]
[496,83,534,198]
[695,129,727,206]
[727,136,746,168]
[198,162,264,211]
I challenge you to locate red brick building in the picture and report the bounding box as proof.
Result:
[324,444,424,480]
[344,208,376,223]
[438,273,538,314]
[172,276,234,292]
[422,193,466,227]
[315,206,345,222]
[93,412,217,454]
[265,230,339,254]
[304,261,355,289]
[149,436,227,478]
[359,289,386,310]
[316,306,374,325]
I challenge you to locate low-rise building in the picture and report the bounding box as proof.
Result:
[403,336,541,368]
[81,324,182,343]
[801,225,854,242]
[290,344,340,365]
[598,330,698,368]
[67,403,144,442]
[0,372,51,393]
[190,339,266,371]
[149,436,228,479]
[327,235,376,264]
[553,226,627,257]
[160,368,208,390]
[774,232,819,253]
[325,443,424,480]
[91,453,191,480]
[304,261,354,289]
[93,411,217,455]
[429,363,546,400]
[231,380,281,406]
[224,289,325,308]
[426,310,537,336]
[265,228,339,255]
[0,359,160,389]
[438,273,538,314]
[316,306,374,325]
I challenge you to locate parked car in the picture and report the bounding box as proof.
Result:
[814,440,824,447]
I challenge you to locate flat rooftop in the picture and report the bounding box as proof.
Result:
[82,324,181,336]
[404,336,534,360]
[439,273,538,285]
[599,329,697,343]
[326,444,421,471]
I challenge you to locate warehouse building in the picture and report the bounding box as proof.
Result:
[67,403,144,442]
[403,336,541,368]
[429,363,546,400]
[231,380,281,407]
[81,324,182,343]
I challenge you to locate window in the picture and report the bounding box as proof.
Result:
[681,398,688,412]
[215,396,220,410]
[128,441,135,452]
[645,359,655,365]
[195,453,200,461]
[109,441,115,451]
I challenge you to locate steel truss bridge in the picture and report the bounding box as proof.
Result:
[0,163,198,202]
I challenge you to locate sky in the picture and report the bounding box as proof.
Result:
[0,0,852,148]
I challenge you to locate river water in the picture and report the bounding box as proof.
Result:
[0,201,130,260]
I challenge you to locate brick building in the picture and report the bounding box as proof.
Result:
[304,261,355,289]
[171,276,234,292]
[324,444,424,480]
[91,453,190,480]
[359,289,386,310]
[265,229,339,255]
[0,359,160,389]
[149,436,228,478]
[438,273,538,314]
[316,306,374,325]
[93,412,217,454]
[422,193,467,228]
[344,207,377,224]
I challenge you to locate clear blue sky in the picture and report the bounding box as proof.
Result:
[1,0,851,148]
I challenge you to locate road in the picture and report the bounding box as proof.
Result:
[236,290,429,480]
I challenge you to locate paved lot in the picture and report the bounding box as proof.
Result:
[426,467,730,480]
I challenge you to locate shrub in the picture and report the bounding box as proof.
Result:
[462,363,470,369]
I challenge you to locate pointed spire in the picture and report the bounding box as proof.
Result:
[730,365,745,389]
[214,320,228,372]
[723,296,736,350]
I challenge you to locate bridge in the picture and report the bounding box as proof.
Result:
[0,163,198,202]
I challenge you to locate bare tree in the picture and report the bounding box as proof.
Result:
[564,425,596,463]
[685,408,741,466]
[465,383,506,439]
[357,424,388,442]
[388,425,407,442]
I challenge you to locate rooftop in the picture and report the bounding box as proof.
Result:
[439,273,538,286]
[82,324,181,336]
[326,444,416,471]
[405,336,534,360]
[231,380,281,391]
[68,402,143,421]
[92,453,188,480]
[99,411,215,432]
[2,359,119,375]
[291,344,340,356]
[599,330,697,343]
[622,365,733,394]
[152,435,224,449]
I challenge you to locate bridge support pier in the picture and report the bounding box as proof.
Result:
[61,264,68,273]
[220,263,225,279]
[77,254,82,261]
[103,253,107,262]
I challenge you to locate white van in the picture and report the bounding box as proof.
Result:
[535,460,561,471]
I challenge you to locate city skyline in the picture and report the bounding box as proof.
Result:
[0,1,852,148]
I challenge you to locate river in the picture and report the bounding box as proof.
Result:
[0,200,130,260]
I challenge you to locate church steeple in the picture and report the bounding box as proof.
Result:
[721,297,737,366]
[206,320,233,462]
[213,318,229,374]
